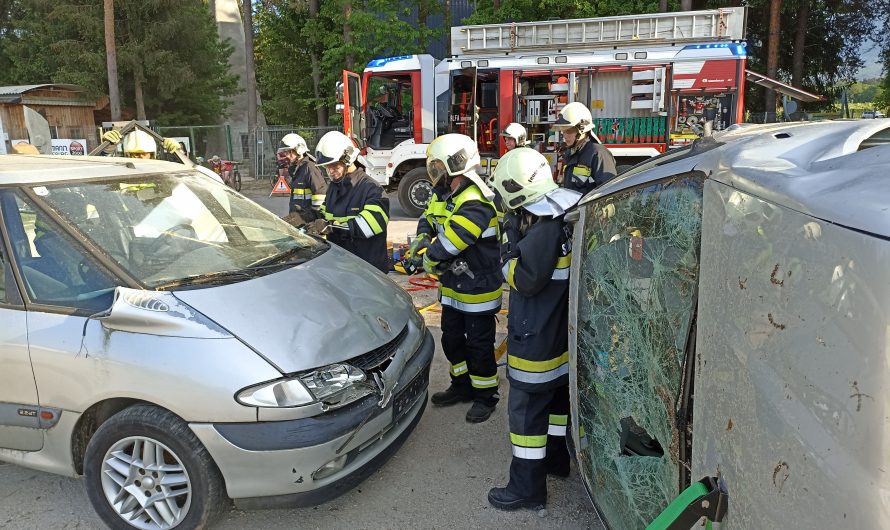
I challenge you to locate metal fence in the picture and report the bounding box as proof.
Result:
[103,122,339,180]
[150,124,235,161]
[250,126,338,178]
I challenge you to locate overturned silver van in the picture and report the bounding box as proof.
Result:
[569,120,890,528]
[0,156,433,529]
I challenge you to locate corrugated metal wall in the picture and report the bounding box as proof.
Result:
[587,71,649,118]
[404,0,475,59]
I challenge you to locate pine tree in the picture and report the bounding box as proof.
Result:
[5,0,238,125]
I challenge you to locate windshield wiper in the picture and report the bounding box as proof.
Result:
[153,269,257,290]
[248,245,312,268]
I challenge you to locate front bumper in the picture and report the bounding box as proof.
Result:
[189,329,434,504]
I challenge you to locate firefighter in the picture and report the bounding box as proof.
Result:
[282,133,327,221]
[101,129,180,160]
[552,102,617,195]
[487,147,582,510]
[501,123,528,151]
[407,133,502,423]
[314,131,390,272]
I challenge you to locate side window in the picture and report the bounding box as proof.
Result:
[573,174,704,529]
[2,191,117,312]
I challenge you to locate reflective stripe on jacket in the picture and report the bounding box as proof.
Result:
[417,181,502,315]
[321,168,389,272]
[560,136,617,196]
[502,214,573,390]
[289,158,328,217]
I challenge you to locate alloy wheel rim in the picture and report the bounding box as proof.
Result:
[100,436,192,530]
[410,179,433,208]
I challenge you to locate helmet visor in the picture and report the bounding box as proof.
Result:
[427,159,448,185]
[315,150,338,166]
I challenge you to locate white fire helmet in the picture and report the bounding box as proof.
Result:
[315,131,359,167]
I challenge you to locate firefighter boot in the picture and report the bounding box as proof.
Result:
[431,383,473,406]
[487,487,545,511]
[465,399,497,423]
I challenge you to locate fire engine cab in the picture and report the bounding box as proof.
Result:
[339,7,748,216]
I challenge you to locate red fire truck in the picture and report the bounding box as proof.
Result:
[339,8,750,216]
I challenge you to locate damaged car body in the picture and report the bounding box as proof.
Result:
[569,120,890,528]
[0,156,434,529]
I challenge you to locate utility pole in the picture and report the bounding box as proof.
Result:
[104,0,121,121]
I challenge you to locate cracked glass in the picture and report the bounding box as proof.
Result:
[574,174,704,529]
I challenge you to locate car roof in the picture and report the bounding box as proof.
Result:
[0,155,191,186]
[584,120,890,239]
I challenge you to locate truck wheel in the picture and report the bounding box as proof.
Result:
[398,167,433,218]
[84,404,227,530]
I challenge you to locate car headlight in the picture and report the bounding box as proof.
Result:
[236,363,375,409]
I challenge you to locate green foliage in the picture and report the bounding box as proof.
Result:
[465,0,672,24]
[255,0,444,126]
[848,79,882,104]
[254,1,317,125]
[1,0,238,124]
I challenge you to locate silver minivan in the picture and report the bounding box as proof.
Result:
[0,156,433,529]
[569,120,890,529]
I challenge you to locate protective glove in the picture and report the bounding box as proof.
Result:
[102,130,122,145]
[162,138,180,154]
[309,218,329,235]
[404,233,430,260]
[422,252,448,276]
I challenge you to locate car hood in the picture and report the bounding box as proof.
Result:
[173,245,413,374]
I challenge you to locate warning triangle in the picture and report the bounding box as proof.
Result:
[270,176,292,196]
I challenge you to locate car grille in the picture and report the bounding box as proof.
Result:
[348,325,409,371]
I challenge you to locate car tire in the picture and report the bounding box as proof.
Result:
[84,404,227,530]
[398,167,433,218]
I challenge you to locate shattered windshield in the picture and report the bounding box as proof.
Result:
[35,171,326,289]
[573,174,704,528]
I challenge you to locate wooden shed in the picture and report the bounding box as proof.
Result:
[0,84,100,152]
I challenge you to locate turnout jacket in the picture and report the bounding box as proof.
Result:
[288,157,327,219]
[561,136,617,195]
[418,180,502,315]
[501,213,573,391]
[320,168,390,273]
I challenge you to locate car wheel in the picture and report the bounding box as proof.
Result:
[84,404,227,530]
[398,167,433,218]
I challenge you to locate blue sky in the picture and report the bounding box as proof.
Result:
[857,40,885,80]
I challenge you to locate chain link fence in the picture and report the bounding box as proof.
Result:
[101,122,339,181]
[249,126,338,179]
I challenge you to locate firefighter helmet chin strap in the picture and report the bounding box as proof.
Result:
[563,128,590,157]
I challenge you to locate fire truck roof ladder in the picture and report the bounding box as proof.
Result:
[451,8,747,55]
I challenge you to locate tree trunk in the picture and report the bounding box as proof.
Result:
[103,0,121,121]
[791,0,809,88]
[445,0,451,56]
[659,0,668,12]
[134,68,146,120]
[418,0,429,51]
[208,0,216,19]
[243,0,257,177]
[680,0,692,11]
[765,0,782,122]
[343,0,353,70]
[308,0,327,126]
[493,0,500,9]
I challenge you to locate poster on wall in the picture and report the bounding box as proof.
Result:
[170,137,191,157]
[672,93,734,144]
[51,139,88,156]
